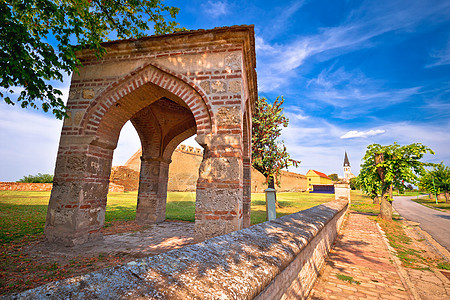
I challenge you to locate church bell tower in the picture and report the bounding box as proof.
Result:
[343,151,351,182]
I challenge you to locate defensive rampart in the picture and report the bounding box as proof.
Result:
[0,182,53,191]
[0,182,124,193]
[11,197,348,300]
[112,146,307,193]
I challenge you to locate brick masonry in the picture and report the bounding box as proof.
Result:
[45,26,257,246]
[12,197,349,299]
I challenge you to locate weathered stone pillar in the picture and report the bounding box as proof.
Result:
[136,156,171,224]
[45,141,113,246]
[243,156,252,227]
[334,183,351,203]
[195,144,243,241]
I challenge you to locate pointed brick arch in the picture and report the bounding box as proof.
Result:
[45,26,257,246]
[79,63,212,148]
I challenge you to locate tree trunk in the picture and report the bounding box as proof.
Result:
[373,196,379,205]
[445,191,449,203]
[389,185,393,199]
[268,175,281,208]
[379,192,393,220]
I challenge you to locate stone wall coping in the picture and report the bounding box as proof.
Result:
[10,199,348,300]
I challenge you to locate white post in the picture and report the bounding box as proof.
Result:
[334,183,351,203]
[265,188,277,221]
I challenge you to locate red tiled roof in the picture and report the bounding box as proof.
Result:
[309,170,331,180]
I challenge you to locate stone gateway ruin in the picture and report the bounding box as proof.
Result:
[45,26,257,246]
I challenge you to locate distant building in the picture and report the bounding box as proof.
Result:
[306,170,333,190]
[343,151,356,182]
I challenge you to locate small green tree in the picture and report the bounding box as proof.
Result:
[17,173,53,183]
[349,177,359,190]
[328,173,339,182]
[419,171,440,198]
[1,0,183,119]
[359,143,434,220]
[420,163,450,202]
[252,96,299,206]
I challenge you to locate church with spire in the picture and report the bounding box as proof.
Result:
[343,151,355,182]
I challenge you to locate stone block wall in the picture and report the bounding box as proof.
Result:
[109,166,140,192]
[13,198,348,299]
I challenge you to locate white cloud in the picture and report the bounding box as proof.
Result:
[256,0,450,92]
[0,103,63,181]
[304,67,422,116]
[426,40,450,68]
[340,129,386,139]
[285,106,309,121]
[201,1,229,18]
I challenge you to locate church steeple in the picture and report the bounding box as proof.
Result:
[343,152,351,182]
[343,151,350,167]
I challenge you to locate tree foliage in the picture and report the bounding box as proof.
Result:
[419,162,450,202]
[349,177,359,190]
[252,96,299,188]
[1,0,183,119]
[358,162,382,203]
[328,173,339,182]
[17,173,53,183]
[359,143,434,220]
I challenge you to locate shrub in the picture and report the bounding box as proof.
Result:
[17,173,53,183]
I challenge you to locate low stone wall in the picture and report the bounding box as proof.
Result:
[0,182,52,191]
[11,199,348,300]
[0,182,124,194]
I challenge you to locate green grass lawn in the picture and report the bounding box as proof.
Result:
[0,190,334,245]
[411,196,450,211]
[394,191,427,197]
[0,190,334,295]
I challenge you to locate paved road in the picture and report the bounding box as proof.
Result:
[393,196,450,251]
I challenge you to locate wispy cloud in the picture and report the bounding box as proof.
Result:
[305,66,422,113]
[280,117,449,176]
[285,106,309,121]
[426,40,450,68]
[256,0,450,92]
[262,1,306,39]
[340,129,385,139]
[201,1,229,18]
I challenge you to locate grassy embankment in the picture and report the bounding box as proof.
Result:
[0,190,333,295]
[411,195,450,211]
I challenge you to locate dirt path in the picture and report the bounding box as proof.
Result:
[26,221,196,264]
[0,220,197,296]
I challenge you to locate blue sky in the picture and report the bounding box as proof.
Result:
[1,0,450,181]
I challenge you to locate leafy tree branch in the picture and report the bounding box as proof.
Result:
[1,0,184,119]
